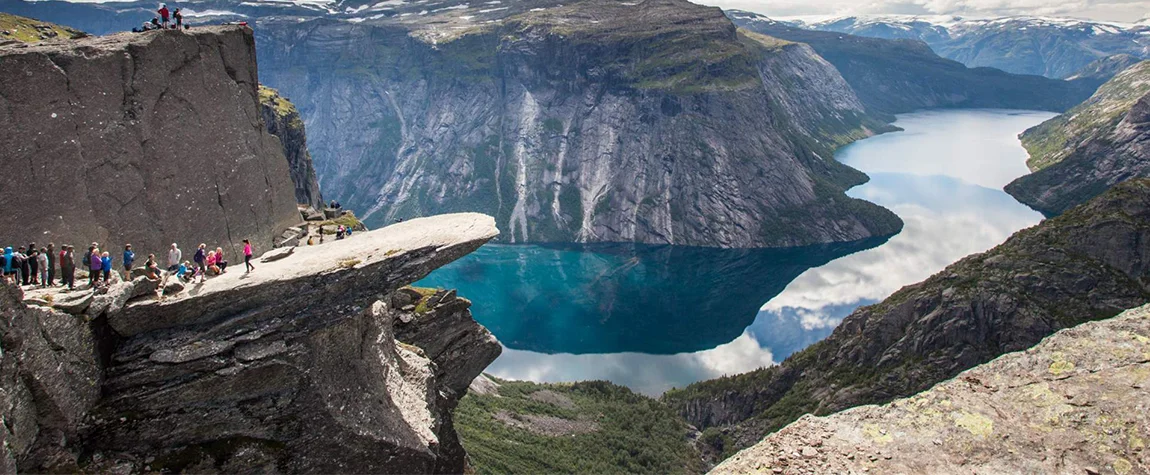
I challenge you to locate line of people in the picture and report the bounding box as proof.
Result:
[2,239,256,291]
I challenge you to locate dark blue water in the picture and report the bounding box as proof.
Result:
[417,109,1052,395]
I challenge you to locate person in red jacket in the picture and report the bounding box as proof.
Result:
[158,4,170,28]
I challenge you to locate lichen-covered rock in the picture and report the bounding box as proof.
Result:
[713,303,1150,475]
[0,26,300,258]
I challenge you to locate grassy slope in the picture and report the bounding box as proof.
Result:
[457,378,705,474]
[0,12,84,43]
[1020,60,1150,171]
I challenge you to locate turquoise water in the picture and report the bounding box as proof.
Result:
[417,109,1052,395]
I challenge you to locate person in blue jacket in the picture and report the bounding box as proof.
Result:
[101,252,112,283]
[122,244,136,280]
[3,247,13,282]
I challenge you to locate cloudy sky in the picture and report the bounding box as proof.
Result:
[694,0,1150,22]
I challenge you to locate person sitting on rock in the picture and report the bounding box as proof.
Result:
[176,260,191,282]
[144,254,160,280]
[101,252,112,283]
[215,247,228,273]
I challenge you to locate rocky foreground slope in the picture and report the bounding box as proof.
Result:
[664,178,1150,455]
[1007,61,1150,216]
[1,214,502,473]
[712,303,1150,474]
[0,26,301,257]
[255,0,903,248]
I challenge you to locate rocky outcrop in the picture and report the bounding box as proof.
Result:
[0,12,86,45]
[728,11,1096,115]
[0,26,300,258]
[663,178,1150,455]
[3,213,503,473]
[255,0,903,248]
[0,284,101,472]
[1007,61,1150,216]
[260,85,324,209]
[712,303,1150,474]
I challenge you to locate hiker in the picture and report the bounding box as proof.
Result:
[336,225,345,240]
[61,246,76,290]
[2,247,12,283]
[37,248,48,287]
[27,246,38,285]
[89,247,103,288]
[176,261,190,282]
[346,227,353,238]
[123,244,135,280]
[193,243,207,282]
[167,243,182,272]
[101,252,112,283]
[158,4,170,27]
[16,247,30,286]
[329,200,341,210]
[214,247,228,273]
[243,239,254,272]
[144,254,160,280]
[46,243,55,286]
[173,8,183,29]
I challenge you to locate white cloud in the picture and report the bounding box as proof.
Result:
[695,0,1150,23]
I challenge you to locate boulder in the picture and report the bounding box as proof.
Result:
[323,208,341,219]
[302,207,324,221]
[162,279,185,297]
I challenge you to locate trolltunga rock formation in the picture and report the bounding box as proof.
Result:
[2,213,502,473]
[0,26,300,257]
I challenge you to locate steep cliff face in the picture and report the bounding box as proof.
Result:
[1006,61,1150,216]
[260,85,324,209]
[3,214,502,473]
[0,27,300,258]
[663,178,1150,454]
[727,11,1096,115]
[712,303,1150,474]
[255,0,903,248]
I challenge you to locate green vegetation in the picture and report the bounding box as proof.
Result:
[457,378,704,474]
[406,286,439,315]
[258,85,304,129]
[0,13,84,44]
[1020,61,1150,171]
[316,212,364,233]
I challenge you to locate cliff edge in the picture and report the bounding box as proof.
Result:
[2,213,502,473]
[0,26,300,256]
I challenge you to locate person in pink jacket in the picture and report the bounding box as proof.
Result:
[243,239,254,272]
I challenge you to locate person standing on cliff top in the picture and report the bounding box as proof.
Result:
[158,4,170,28]
[88,247,102,288]
[61,246,76,290]
[46,243,56,286]
[101,252,112,283]
[37,248,48,287]
[173,8,184,29]
[193,244,207,283]
[26,244,38,285]
[122,244,135,281]
[243,239,254,273]
[16,247,30,286]
[167,243,181,272]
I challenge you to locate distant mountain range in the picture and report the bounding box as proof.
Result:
[749,13,1150,79]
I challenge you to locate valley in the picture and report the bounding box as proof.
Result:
[1,2,1149,474]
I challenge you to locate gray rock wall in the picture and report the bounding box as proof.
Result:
[260,86,324,209]
[255,0,903,248]
[0,26,300,258]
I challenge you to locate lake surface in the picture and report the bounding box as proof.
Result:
[417,109,1053,396]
